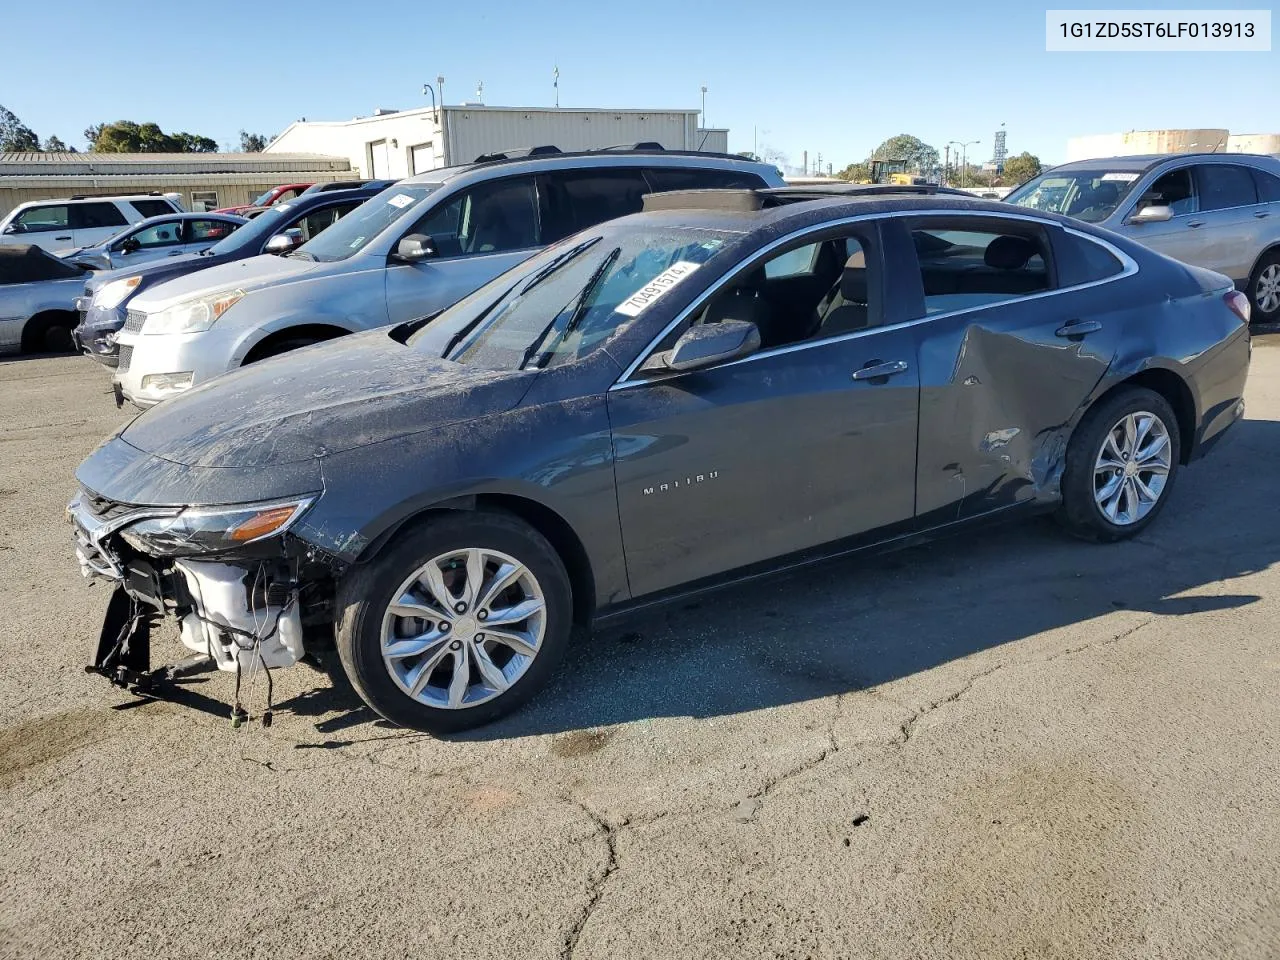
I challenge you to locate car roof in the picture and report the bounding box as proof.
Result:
[1050,152,1280,174]
[8,193,172,211]
[397,149,780,190]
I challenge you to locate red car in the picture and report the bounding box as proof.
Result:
[215,183,312,216]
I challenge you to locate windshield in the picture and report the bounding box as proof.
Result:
[409,223,738,371]
[250,188,278,207]
[1005,170,1143,223]
[204,201,304,256]
[295,185,437,262]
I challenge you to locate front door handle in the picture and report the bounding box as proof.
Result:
[1187,219,1205,228]
[1056,319,1103,338]
[851,359,909,381]
[55,234,72,241]
[1255,211,1271,219]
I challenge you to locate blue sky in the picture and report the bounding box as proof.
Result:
[3,0,1275,168]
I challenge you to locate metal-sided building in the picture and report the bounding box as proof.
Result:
[0,152,356,218]
[266,105,732,179]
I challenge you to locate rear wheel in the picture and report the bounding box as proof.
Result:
[1249,252,1280,323]
[1058,387,1181,541]
[335,511,573,733]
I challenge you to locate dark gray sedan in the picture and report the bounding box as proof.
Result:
[68,187,1251,732]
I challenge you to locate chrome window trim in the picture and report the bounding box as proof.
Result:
[610,210,1139,391]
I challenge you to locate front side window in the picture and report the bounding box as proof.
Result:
[126,221,183,248]
[14,204,69,232]
[296,184,436,262]
[1136,168,1196,216]
[907,220,1052,316]
[410,224,738,371]
[413,177,540,257]
[1006,170,1142,222]
[540,169,651,244]
[1196,164,1259,211]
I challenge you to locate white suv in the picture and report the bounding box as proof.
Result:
[0,194,185,254]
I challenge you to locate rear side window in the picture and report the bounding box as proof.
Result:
[645,168,766,192]
[187,219,237,242]
[1252,168,1280,204]
[540,169,651,244]
[71,202,128,230]
[1197,165,1258,211]
[906,219,1053,316]
[131,199,174,218]
[1054,231,1125,286]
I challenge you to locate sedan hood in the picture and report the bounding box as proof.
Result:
[121,329,535,468]
[129,253,321,311]
[85,252,213,294]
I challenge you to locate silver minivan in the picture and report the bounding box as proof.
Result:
[1006,153,1280,322]
[114,150,784,406]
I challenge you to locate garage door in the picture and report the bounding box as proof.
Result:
[411,142,434,175]
[369,139,390,179]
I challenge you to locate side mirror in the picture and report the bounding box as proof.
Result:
[1129,204,1173,224]
[121,237,141,253]
[265,228,303,254]
[640,319,761,374]
[392,234,438,263]
[2,222,21,235]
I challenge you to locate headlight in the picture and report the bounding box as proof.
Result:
[142,289,244,336]
[118,497,314,556]
[94,276,142,309]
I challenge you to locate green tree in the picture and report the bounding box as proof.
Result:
[0,104,39,152]
[41,135,75,153]
[239,130,270,152]
[87,121,219,153]
[1001,151,1042,185]
[869,134,940,173]
[836,161,872,182]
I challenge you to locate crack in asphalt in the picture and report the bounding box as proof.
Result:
[561,799,620,960]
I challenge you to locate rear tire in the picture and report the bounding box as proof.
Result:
[335,511,573,733]
[1057,387,1181,542]
[1248,251,1280,324]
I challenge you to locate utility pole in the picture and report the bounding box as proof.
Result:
[700,85,708,128]
[803,149,808,175]
[944,143,950,185]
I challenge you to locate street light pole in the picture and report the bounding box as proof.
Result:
[700,85,708,128]
[949,139,980,187]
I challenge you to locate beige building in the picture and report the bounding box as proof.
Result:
[0,152,355,218]
[1067,128,1280,162]
[266,104,731,179]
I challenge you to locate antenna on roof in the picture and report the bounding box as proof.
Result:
[553,65,560,108]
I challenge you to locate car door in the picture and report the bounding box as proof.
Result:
[898,216,1121,522]
[1192,163,1262,282]
[608,224,920,598]
[384,175,543,324]
[1113,165,1207,268]
[69,201,130,250]
[8,204,73,252]
[110,218,186,267]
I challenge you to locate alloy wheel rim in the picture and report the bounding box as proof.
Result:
[1257,264,1280,315]
[380,548,546,710]
[1093,410,1172,526]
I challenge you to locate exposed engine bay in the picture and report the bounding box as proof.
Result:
[68,488,340,726]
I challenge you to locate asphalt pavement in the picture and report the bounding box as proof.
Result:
[1,346,1278,959]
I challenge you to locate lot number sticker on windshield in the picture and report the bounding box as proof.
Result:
[616,262,701,317]
[1101,173,1140,182]
[388,194,416,208]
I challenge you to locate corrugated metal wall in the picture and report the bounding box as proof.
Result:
[443,109,703,165]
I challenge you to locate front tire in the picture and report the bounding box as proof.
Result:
[1058,387,1181,542]
[1249,251,1280,324]
[335,511,573,733]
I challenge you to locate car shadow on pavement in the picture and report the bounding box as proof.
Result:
[444,416,1278,741]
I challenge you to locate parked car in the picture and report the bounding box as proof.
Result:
[214,184,312,217]
[69,186,1250,731]
[112,149,784,406]
[0,244,91,353]
[60,212,246,272]
[74,187,384,367]
[1006,153,1280,322]
[0,194,184,253]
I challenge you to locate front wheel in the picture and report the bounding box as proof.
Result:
[1057,387,1181,542]
[335,511,573,733]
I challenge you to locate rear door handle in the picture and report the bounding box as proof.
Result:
[1255,211,1271,219]
[851,359,909,381]
[1056,319,1103,338]
[1187,219,1205,228]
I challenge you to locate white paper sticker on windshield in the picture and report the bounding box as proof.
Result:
[615,261,700,317]
[387,193,415,208]
[1101,172,1140,182]
[275,203,292,213]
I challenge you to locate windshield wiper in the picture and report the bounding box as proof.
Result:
[520,246,621,371]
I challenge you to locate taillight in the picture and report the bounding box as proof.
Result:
[1224,290,1251,323]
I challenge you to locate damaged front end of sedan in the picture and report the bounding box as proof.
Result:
[67,489,344,725]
